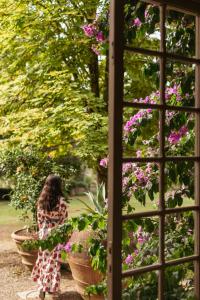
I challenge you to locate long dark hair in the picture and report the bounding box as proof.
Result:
[37,174,63,211]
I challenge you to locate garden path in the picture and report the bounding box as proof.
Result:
[0,225,82,300]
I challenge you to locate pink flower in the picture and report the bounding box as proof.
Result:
[179,125,188,136]
[168,125,188,144]
[125,254,133,265]
[133,18,142,27]
[146,163,152,174]
[134,249,139,256]
[168,132,181,144]
[56,243,64,251]
[64,242,71,253]
[137,236,145,244]
[134,169,148,185]
[144,9,149,19]
[96,31,105,42]
[136,150,142,158]
[100,158,108,168]
[82,24,96,37]
[144,96,150,103]
[122,163,133,174]
[122,177,129,192]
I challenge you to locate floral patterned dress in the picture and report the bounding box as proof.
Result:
[31,198,68,293]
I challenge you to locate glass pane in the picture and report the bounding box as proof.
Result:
[124,54,160,103]
[164,162,194,209]
[165,111,194,157]
[166,9,195,58]
[165,212,194,261]
[123,108,159,158]
[122,162,159,214]
[165,61,195,107]
[122,272,158,300]
[122,217,159,268]
[125,2,160,52]
[164,263,194,299]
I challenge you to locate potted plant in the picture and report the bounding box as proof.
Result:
[66,183,107,300]
[0,146,81,270]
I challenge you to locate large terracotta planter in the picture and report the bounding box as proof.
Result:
[68,230,104,300]
[11,228,38,271]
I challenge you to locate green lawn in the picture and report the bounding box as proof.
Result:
[0,195,194,227]
[0,201,24,226]
[0,197,89,226]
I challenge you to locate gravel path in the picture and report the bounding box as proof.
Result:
[0,225,82,300]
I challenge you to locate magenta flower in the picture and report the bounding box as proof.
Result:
[96,31,105,42]
[133,18,142,27]
[100,158,108,168]
[82,24,96,37]
[125,254,133,265]
[168,132,181,144]
[64,242,72,253]
[136,150,142,158]
[168,125,188,144]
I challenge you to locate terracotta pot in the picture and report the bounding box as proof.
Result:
[11,228,38,271]
[68,230,104,300]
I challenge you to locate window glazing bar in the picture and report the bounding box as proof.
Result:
[123,101,200,113]
[122,206,200,220]
[194,14,200,300]
[108,0,124,299]
[124,46,200,65]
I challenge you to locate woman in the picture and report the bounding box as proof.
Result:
[31,174,68,300]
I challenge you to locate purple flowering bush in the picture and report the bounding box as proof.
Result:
[97,84,195,298]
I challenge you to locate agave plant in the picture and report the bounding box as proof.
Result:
[78,183,107,215]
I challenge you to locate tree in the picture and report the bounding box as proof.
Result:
[0,0,156,177]
[0,0,106,170]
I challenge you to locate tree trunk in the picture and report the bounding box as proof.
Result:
[88,49,99,98]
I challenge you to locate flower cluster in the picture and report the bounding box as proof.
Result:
[82,22,106,55]
[100,158,158,204]
[132,17,142,27]
[124,85,191,145]
[100,157,108,168]
[124,108,153,134]
[82,24,96,37]
[124,226,149,265]
[168,125,188,144]
[56,242,71,253]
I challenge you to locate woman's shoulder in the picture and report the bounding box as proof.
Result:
[59,197,68,208]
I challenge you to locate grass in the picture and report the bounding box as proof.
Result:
[0,197,89,227]
[0,201,24,226]
[0,195,194,227]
